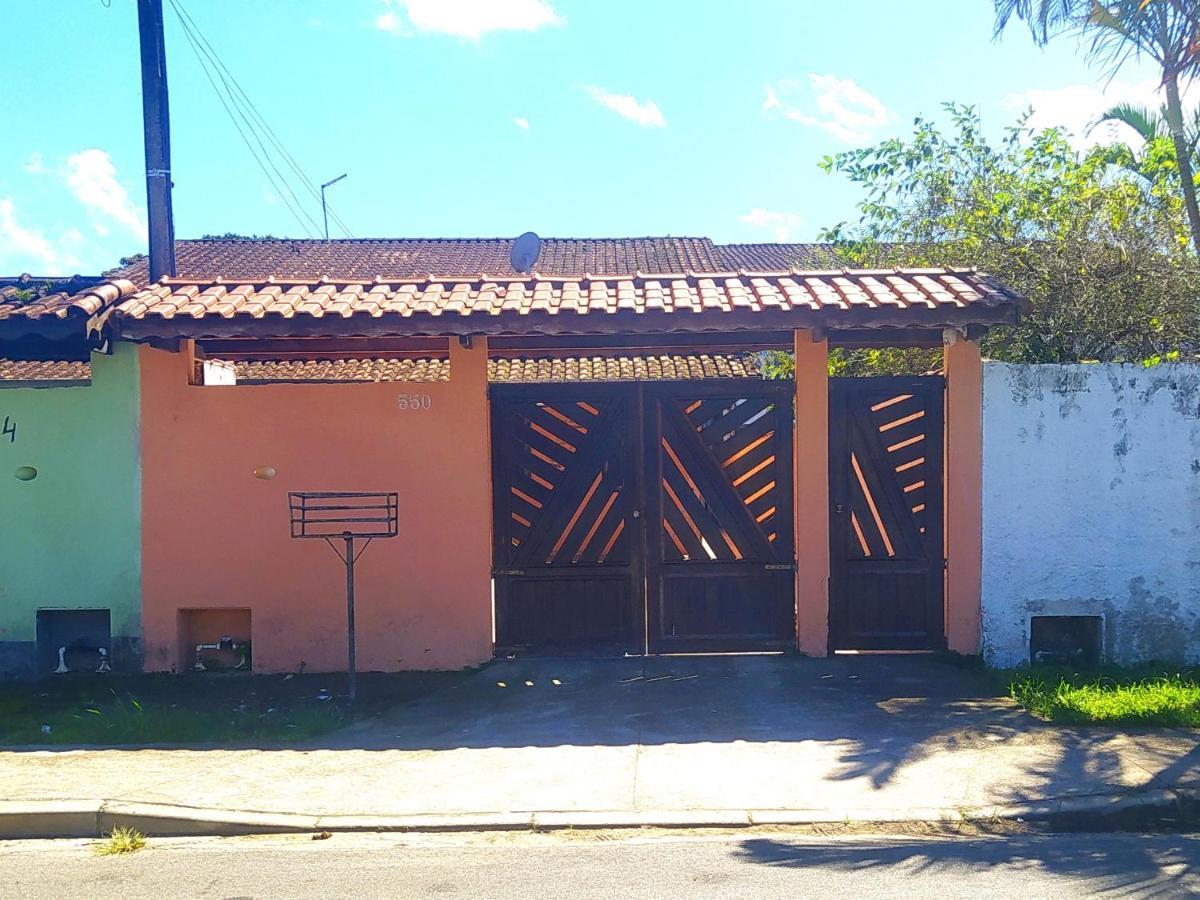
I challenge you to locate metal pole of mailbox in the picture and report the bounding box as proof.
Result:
[288,492,397,704]
[344,533,356,702]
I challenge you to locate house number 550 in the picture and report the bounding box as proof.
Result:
[397,394,432,411]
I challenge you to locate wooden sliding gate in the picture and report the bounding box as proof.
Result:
[828,377,945,651]
[491,381,795,656]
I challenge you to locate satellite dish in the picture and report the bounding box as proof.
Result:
[510,231,541,274]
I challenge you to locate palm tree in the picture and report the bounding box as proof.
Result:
[1095,102,1171,141]
[1095,97,1200,137]
[1088,102,1200,194]
[994,0,1200,254]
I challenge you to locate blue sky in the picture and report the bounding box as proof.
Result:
[0,0,1169,274]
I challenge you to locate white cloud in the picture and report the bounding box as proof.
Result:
[0,198,82,272]
[0,198,57,268]
[92,222,110,237]
[763,75,892,144]
[584,86,666,128]
[763,85,782,114]
[24,152,44,175]
[376,0,562,41]
[1002,78,1197,149]
[64,149,145,237]
[513,116,530,130]
[376,10,404,34]
[740,208,804,241]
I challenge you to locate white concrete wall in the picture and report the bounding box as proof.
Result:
[982,363,1200,667]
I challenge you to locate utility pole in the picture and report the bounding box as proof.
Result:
[321,173,347,242]
[138,0,176,281]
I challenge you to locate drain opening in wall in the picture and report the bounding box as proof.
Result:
[1030,615,1102,666]
[36,609,112,675]
[179,608,252,673]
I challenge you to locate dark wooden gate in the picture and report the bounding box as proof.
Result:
[828,377,945,651]
[491,380,795,655]
[644,383,795,652]
[491,385,641,654]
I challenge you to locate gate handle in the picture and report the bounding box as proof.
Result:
[833,503,844,515]
[633,509,641,519]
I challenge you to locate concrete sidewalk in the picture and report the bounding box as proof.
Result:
[2,656,1199,837]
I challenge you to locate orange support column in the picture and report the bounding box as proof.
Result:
[944,330,982,654]
[794,329,830,656]
[447,336,495,657]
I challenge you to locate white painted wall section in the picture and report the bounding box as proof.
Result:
[981,363,1200,667]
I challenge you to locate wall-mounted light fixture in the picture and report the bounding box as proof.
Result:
[253,466,277,480]
[14,466,37,481]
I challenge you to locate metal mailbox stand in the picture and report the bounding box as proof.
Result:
[288,492,398,702]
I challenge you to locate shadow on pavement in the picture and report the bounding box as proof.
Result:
[3,655,1196,813]
[734,833,1200,897]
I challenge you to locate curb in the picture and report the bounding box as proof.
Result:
[0,789,1191,840]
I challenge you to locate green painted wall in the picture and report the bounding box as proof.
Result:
[0,345,141,675]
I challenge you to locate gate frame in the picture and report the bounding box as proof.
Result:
[791,327,984,657]
[485,325,986,659]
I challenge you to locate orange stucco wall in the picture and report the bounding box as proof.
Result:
[138,341,493,674]
[944,334,983,653]
[794,329,830,655]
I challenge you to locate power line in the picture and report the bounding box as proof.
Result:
[167,0,322,237]
[167,0,325,236]
[172,0,353,238]
[165,0,353,238]
[167,8,316,238]
[170,1,353,238]
[183,28,324,235]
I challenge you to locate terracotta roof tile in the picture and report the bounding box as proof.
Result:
[113,268,1021,336]
[717,243,844,271]
[0,278,131,323]
[230,357,451,383]
[0,239,1017,340]
[201,354,760,384]
[0,359,91,383]
[488,354,760,382]
[114,238,731,283]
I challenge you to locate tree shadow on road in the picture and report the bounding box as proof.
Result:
[734,833,1200,897]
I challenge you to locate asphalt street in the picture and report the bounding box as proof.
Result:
[1,829,1198,898]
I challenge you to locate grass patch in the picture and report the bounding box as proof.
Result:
[94,826,146,856]
[0,671,469,746]
[1008,665,1200,727]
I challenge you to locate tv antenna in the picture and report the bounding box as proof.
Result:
[320,173,347,242]
[510,231,541,273]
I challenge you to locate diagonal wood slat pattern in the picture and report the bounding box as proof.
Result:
[844,390,940,559]
[829,376,945,652]
[660,395,788,561]
[498,398,629,567]
[492,381,797,655]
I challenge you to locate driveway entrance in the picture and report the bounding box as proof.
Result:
[490,380,795,656]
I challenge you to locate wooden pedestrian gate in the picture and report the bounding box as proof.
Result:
[490,381,795,655]
[828,377,945,651]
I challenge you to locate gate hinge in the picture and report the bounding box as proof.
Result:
[495,569,525,576]
[764,564,794,571]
